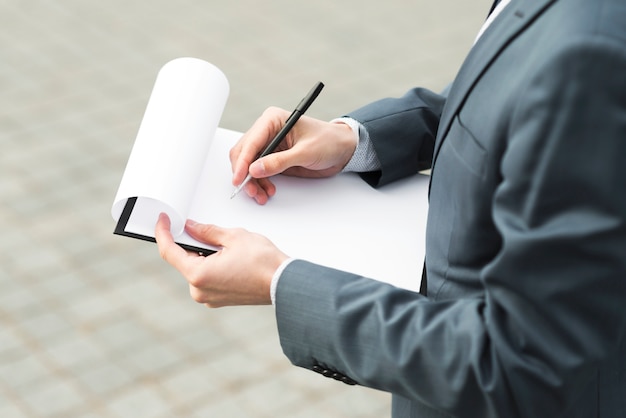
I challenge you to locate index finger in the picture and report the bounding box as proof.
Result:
[229,107,289,185]
[229,126,271,184]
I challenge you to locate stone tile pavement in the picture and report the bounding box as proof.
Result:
[1,1,488,416]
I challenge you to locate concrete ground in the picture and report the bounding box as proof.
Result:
[1,1,489,416]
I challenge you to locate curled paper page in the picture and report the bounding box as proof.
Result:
[111,57,229,238]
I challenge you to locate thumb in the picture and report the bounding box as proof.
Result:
[250,149,304,178]
[184,220,228,246]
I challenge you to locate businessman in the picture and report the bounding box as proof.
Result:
[155,0,626,416]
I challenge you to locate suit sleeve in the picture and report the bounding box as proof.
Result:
[347,88,446,187]
[276,37,626,417]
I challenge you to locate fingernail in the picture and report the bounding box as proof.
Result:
[186,219,198,228]
[250,160,265,176]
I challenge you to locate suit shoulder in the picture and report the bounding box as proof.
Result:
[564,0,626,45]
[597,0,626,44]
[557,0,626,45]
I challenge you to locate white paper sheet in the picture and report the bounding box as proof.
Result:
[179,128,429,291]
[112,58,428,291]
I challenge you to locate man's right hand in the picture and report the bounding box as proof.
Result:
[229,107,358,204]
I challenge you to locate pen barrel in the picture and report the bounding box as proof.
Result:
[259,110,301,158]
[257,81,324,159]
[295,81,324,113]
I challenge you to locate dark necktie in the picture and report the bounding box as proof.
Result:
[488,0,502,16]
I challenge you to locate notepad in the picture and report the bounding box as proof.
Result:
[112,58,429,291]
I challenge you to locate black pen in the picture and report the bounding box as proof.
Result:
[230,81,325,199]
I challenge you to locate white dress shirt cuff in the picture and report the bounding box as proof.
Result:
[270,257,297,306]
[330,117,381,173]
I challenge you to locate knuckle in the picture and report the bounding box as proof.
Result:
[262,106,289,123]
[263,106,280,116]
[158,245,173,263]
[189,286,204,303]
[228,146,238,161]
[196,223,217,238]
[187,270,204,288]
[270,153,284,168]
[231,227,249,237]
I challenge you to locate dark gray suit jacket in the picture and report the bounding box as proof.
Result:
[276,0,626,416]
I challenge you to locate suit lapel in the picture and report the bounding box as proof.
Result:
[432,0,556,167]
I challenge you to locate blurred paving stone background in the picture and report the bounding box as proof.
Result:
[1,1,488,416]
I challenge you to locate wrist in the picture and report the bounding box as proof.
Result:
[330,118,359,170]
